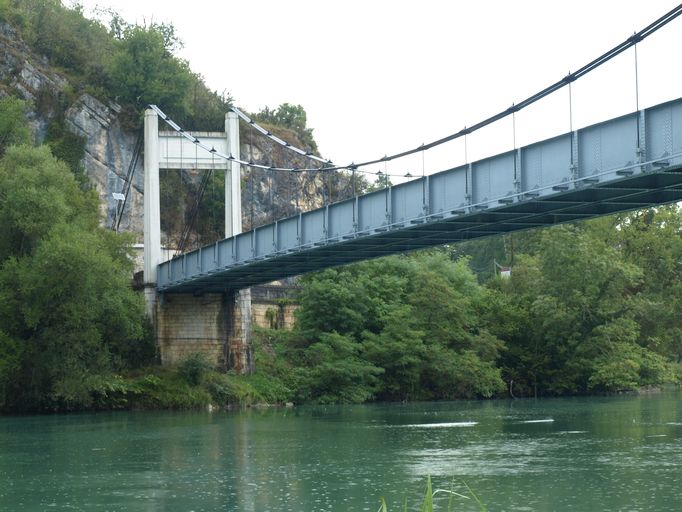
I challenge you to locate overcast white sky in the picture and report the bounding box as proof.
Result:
[78,0,682,180]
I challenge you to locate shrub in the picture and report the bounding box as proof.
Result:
[178,353,214,386]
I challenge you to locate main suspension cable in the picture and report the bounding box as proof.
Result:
[318,4,682,172]
[230,106,331,165]
[149,104,407,177]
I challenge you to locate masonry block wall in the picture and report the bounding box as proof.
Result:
[155,284,298,373]
[251,303,297,330]
[156,293,227,366]
[227,289,254,374]
[250,284,299,330]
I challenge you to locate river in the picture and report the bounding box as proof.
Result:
[1,392,681,511]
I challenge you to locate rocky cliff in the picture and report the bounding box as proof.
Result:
[0,19,354,246]
[0,19,143,232]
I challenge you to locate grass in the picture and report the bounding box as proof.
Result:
[82,358,296,411]
[378,476,486,512]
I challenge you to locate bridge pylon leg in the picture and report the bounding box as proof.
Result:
[226,288,254,374]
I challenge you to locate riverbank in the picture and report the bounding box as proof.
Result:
[9,356,674,414]
[56,364,293,413]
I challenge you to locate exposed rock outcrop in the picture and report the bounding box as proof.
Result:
[0,19,354,244]
[65,94,144,234]
[0,20,63,143]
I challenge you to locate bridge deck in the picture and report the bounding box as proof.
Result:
[158,98,682,293]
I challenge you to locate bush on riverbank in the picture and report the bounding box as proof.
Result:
[249,254,508,404]
[72,363,294,411]
[246,212,682,404]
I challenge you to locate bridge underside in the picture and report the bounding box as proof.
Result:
[158,98,682,294]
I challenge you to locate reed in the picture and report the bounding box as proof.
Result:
[377,476,486,512]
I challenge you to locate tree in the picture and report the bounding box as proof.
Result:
[17,0,105,70]
[108,23,192,121]
[296,332,383,403]
[495,220,678,396]
[0,145,98,261]
[261,253,506,403]
[0,145,149,411]
[255,103,318,152]
[0,97,30,156]
[614,207,682,362]
[362,305,426,400]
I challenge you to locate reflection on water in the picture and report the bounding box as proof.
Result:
[401,421,478,428]
[0,392,681,511]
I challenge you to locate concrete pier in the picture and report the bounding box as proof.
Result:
[156,290,254,372]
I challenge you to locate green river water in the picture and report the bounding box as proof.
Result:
[1,392,681,511]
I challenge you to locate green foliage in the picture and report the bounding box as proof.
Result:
[129,370,212,410]
[494,216,680,396]
[419,475,434,512]
[255,103,318,153]
[297,332,383,403]
[1,0,680,410]
[586,320,676,392]
[0,0,9,21]
[363,306,425,400]
[378,476,487,511]
[107,23,192,120]
[13,0,113,79]
[115,317,157,369]
[257,253,506,403]
[0,331,22,409]
[67,365,295,410]
[250,208,682,405]
[0,145,146,411]
[159,169,185,245]
[195,169,225,243]
[160,167,226,248]
[0,97,30,156]
[0,145,98,260]
[178,352,214,386]
[203,371,292,406]
[4,1,232,132]
[44,117,87,184]
[84,374,142,409]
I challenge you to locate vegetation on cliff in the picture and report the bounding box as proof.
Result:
[1,0,358,248]
[1,0,229,129]
[0,96,29,155]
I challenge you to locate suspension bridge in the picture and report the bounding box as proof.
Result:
[131,5,682,368]
[154,98,682,293]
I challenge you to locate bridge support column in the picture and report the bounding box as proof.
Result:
[155,290,253,374]
[148,108,255,373]
[223,112,253,374]
[226,288,254,374]
[143,108,161,319]
[225,111,242,238]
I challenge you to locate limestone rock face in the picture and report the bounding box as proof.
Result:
[65,94,144,235]
[0,20,144,237]
[0,19,354,244]
[0,20,63,143]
